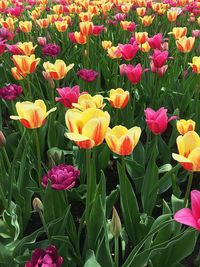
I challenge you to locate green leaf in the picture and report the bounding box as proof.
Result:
[84,250,101,267]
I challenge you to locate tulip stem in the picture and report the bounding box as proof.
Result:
[34,129,42,191]
[86,37,90,68]
[184,172,194,207]
[39,210,51,242]
[85,149,92,224]
[2,147,11,170]
[114,236,119,267]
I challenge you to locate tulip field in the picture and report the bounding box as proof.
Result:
[1,0,200,266]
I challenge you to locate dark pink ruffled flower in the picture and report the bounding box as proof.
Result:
[42,43,61,57]
[77,68,99,82]
[0,84,22,100]
[144,107,177,135]
[120,63,143,84]
[42,164,80,190]
[25,246,63,267]
[55,85,80,108]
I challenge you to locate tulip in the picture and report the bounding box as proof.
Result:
[19,21,32,33]
[136,7,146,16]
[12,55,40,75]
[192,30,200,38]
[120,21,134,31]
[177,119,196,135]
[105,125,141,156]
[144,107,177,135]
[140,42,151,53]
[36,18,49,28]
[1,17,16,31]
[43,60,74,80]
[168,27,187,39]
[176,37,195,53]
[188,56,200,74]
[150,61,168,77]
[37,37,47,46]
[55,21,68,32]
[135,32,148,45]
[106,88,129,109]
[172,131,200,171]
[0,41,6,55]
[114,13,127,21]
[11,67,26,80]
[55,85,80,108]
[0,84,22,100]
[0,27,14,41]
[102,40,112,50]
[73,93,104,110]
[140,15,154,27]
[93,25,105,36]
[77,68,98,82]
[7,44,21,55]
[10,100,57,129]
[16,42,37,56]
[148,33,163,50]
[174,190,200,230]
[118,43,139,61]
[79,21,93,36]
[70,32,87,45]
[107,46,122,59]
[120,63,143,84]
[65,108,110,149]
[167,9,179,21]
[25,246,63,267]
[42,164,80,190]
[151,49,168,68]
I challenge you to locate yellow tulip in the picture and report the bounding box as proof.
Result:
[12,55,40,75]
[177,119,196,135]
[65,108,110,149]
[73,94,104,110]
[106,88,129,109]
[43,60,74,80]
[105,125,141,156]
[19,21,32,33]
[10,100,57,129]
[172,131,200,171]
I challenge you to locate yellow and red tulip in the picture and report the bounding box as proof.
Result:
[12,55,40,75]
[188,56,200,74]
[16,42,37,56]
[176,36,195,53]
[19,21,32,33]
[176,119,196,135]
[43,60,74,80]
[106,88,129,109]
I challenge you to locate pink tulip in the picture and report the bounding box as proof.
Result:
[0,41,6,55]
[174,190,200,231]
[120,63,143,84]
[37,37,47,46]
[150,61,168,77]
[68,32,77,44]
[148,33,163,50]
[55,85,80,108]
[114,13,127,21]
[144,107,177,135]
[6,44,21,55]
[151,49,168,68]
[93,25,105,36]
[127,22,136,32]
[119,43,139,61]
[192,30,200,38]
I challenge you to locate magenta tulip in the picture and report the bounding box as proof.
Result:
[119,43,139,61]
[174,190,200,231]
[120,63,143,84]
[151,49,168,68]
[148,33,163,50]
[55,85,80,108]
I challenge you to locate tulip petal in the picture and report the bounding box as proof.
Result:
[105,132,119,154]
[191,190,200,220]
[119,135,133,155]
[174,208,199,230]
[65,132,94,149]
[188,147,200,171]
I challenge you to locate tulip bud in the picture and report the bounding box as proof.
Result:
[0,131,6,148]
[110,207,121,237]
[33,197,43,213]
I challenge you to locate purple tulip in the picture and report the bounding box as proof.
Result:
[77,68,98,82]
[42,164,80,190]
[0,84,22,100]
[25,246,63,267]
[42,43,61,57]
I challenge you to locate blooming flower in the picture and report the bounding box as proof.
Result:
[0,27,14,41]
[177,119,196,135]
[43,60,74,80]
[10,100,57,129]
[118,43,139,61]
[176,36,195,53]
[120,63,143,84]
[65,108,110,149]
[148,33,163,50]
[151,49,168,68]
[25,245,63,267]
[144,107,177,135]
[0,84,22,100]
[42,43,61,57]
[105,125,141,156]
[174,190,200,230]
[172,131,200,171]
[106,88,129,109]
[77,68,98,82]
[188,56,200,74]
[42,164,80,190]
[55,85,80,108]
[73,93,104,110]
[12,55,40,75]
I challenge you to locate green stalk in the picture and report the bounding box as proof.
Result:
[34,129,42,191]
[86,36,90,68]
[39,210,51,242]
[2,147,11,170]
[85,149,92,224]
[184,172,194,207]
[114,236,119,267]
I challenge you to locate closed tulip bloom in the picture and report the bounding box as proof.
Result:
[150,61,168,77]
[151,49,168,68]
[172,131,200,171]
[120,63,143,84]
[174,190,200,231]
[73,93,104,110]
[65,108,110,149]
[55,85,80,108]
[36,18,49,28]
[105,125,141,156]
[106,88,129,108]
[107,46,122,59]
[120,21,133,31]
[148,33,163,50]
[168,27,187,39]
[144,107,177,135]
[188,56,200,74]
[10,100,57,129]
[19,21,32,33]
[135,32,148,45]
[55,21,68,32]
[79,21,93,36]
[43,60,74,80]
[119,43,139,61]
[136,7,146,16]
[16,42,37,55]
[141,42,151,53]
[0,41,6,55]
[176,37,195,53]
[93,25,105,36]
[167,9,179,21]
[69,32,87,45]
[177,119,196,135]
[12,55,40,75]
[140,15,154,27]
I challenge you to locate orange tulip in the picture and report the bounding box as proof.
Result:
[168,27,187,39]
[105,125,141,156]
[177,119,196,135]
[1,17,16,31]
[188,56,200,74]
[106,88,129,109]
[79,12,93,22]
[176,36,195,53]
[10,100,57,129]
[17,42,37,56]
[52,4,64,15]
[19,21,32,33]
[79,21,93,36]
[43,60,74,80]
[172,131,200,171]
[65,108,110,149]
[120,21,132,31]
[12,55,40,75]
